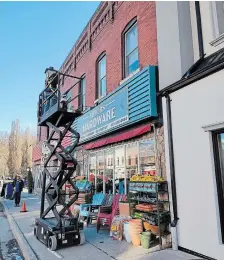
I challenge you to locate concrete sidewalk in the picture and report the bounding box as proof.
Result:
[0,202,23,260]
[1,192,204,260]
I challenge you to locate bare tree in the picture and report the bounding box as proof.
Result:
[7,120,22,177]
[0,131,9,177]
[21,128,29,177]
[2,121,36,178]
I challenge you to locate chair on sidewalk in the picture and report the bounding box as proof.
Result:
[79,193,105,220]
[87,194,113,226]
[96,194,127,232]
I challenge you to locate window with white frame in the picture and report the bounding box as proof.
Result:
[124,21,139,77]
[212,1,224,38]
[97,53,106,99]
[80,76,86,111]
[212,129,224,243]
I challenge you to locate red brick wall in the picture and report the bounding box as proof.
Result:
[63,1,157,109]
[33,1,157,162]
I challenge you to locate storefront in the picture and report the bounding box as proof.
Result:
[84,137,160,195]
[72,66,166,194]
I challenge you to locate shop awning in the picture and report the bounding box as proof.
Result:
[83,124,151,150]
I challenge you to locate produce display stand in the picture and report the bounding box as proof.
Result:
[128,180,170,248]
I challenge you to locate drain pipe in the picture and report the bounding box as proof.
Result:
[165,94,179,250]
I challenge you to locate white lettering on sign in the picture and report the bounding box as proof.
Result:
[76,87,129,143]
[80,115,129,142]
[82,107,116,133]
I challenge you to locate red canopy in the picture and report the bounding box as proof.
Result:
[83,124,151,150]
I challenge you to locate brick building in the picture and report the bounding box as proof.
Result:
[32,1,165,194]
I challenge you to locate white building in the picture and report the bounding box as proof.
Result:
[156,1,224,260]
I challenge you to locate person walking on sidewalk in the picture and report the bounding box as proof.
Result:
[13,175,24,207]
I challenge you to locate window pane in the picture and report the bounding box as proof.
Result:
[126,143,138,178]
[81,77,86,110]
[100,77,106,97]
[81,78,86,95]
[115,146,125,179]
[89,153,96,191]
[96,152,104,193]
[105,149,114,194]
[216,1,224,34]
[125,24,138,55]
[217,132,224,188]
[98,55,106,98]
[99,56,106,79]
[139,140,156,176]
[127,49,139,75]
[213,130,224,242]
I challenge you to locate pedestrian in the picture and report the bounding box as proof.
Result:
[13,175,24,207]
[118,178,125,194]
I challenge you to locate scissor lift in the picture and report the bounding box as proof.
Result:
[34,67,84,251]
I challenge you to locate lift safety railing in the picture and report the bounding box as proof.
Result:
[38,69,83,124]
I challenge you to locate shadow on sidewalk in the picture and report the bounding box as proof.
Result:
[83,224,161,260]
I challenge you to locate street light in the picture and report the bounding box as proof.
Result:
[27,167,32,172]
[45,66,82,80]
[45,66,56,80]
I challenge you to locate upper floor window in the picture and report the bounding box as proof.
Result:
[80,76,86,111]
[123,20,139,78]
[212,1,224,38]
[212,129,224,242]
[97,53,106,99]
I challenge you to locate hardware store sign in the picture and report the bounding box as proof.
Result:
[77,87,128,142]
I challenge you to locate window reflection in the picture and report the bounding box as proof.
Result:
[125,23,139,77]
[96,151,104,193]
[85,139,157,195]
[89,153,96,192]
[105,149,114,194]
[139,139,156,175]
[126,143,138,178]
[115,146,125,178]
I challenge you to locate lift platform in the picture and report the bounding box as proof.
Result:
[37,67,82,127]
[34,67,84,251]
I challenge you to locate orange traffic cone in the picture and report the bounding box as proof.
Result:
[20,201,28,213]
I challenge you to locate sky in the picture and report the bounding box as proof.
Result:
[0,1,100,134]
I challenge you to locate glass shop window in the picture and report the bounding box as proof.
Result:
[139,139,156,176]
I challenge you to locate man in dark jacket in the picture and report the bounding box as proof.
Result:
[13,175,24,207]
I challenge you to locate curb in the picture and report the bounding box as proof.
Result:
[0,198,39,260]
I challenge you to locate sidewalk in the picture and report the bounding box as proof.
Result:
[1,192,204,260]
[0,201,23,260]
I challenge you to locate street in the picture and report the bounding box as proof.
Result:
[0,191,203,260]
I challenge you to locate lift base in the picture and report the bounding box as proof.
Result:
[34,217,85,251]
